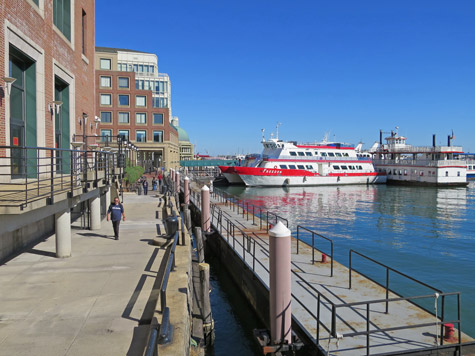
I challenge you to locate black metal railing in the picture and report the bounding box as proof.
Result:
[0,145,119,209]
[296,226,334,277]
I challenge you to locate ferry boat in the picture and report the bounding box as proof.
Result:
[219,132,386,187]
[372,129,468,186]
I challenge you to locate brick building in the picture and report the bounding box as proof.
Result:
[0,0,96,171]
[95,47,180,171]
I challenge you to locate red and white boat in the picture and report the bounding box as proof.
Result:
[220,134,386,187]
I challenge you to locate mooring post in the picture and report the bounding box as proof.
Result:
[269,221,292,345]
[176,171,180,192]
[201,185,210,233]
[185,208,192,232]
[55,209,71,258]
[195,227,205,263]
[199,263,214,346]
[184,176,190,205]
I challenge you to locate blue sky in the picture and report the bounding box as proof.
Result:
[96,1,475,155]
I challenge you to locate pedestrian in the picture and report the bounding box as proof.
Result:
[143,179,149,195]
[152,178,157,191]
[107,197,125,240]
[158,172,163,189]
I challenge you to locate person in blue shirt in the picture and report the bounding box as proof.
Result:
[107,197,125,240]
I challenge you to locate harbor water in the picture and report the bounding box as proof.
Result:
[219,181,475,338]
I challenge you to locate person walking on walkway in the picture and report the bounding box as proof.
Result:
[143,179,149,195]
[107,197,125,240]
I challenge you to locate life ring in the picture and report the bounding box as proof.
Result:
[274,165,277,169]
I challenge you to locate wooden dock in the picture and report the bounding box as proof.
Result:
[189,183,473,355]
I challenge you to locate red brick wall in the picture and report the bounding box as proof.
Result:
[0,0,95,148]
[96,69,177,143]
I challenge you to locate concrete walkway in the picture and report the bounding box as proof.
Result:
[0,193,165,356]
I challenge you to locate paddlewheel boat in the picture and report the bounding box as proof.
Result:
[372,130,468,186]
[219,133,386,187]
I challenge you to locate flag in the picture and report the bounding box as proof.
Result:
[451,130,455,140]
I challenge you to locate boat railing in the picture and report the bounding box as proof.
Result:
[373,159,466,167]
[380,145,463,154]
[263,155,368,162]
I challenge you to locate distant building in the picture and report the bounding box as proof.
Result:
[95,47,179,171]
[171,116,193,161]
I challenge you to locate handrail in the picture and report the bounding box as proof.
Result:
[296,225,334,277]
[349,249,442,314]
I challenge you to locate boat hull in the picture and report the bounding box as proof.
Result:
[218,166,244,184]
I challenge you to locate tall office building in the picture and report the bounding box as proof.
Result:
[95,47,179,171]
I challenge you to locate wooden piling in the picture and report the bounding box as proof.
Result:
[199,263,214,346]
[195,227,205,264]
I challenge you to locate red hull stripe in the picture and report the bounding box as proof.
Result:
[264,158,371,163]
[218,166,236,174]
[233,166,384,177]
[296,145,354,150]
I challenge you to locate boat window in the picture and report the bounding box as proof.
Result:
[289,165,296,169]
[333,165,340,170]
[289,152,297,156]
[306,165,313,169]
[357,166,363,170]
[335,152,342,157]
[404,170,408,176]
[297,165,305,169]
[458,171,460,176]
[388,169,391,175]
[343,153,349,157]
[399,170,402,175]
[321,152,327,156]
[280,165,288,169]
[393,169,397,175]
[305,152,312,156]
[445,171,448,177]
[421,171,424,176]
[349,166,355,170]
[328,152,335,157]
[298,152,305,156]
[314,151,319,155]
[341,165,348,170]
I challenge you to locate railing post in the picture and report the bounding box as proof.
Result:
[366,303,370,355]
[201,185,210,233]
[316,294,321,344]
[349,250,352,289]
[312,232,315,264]
[331,305,336,337]
[50,152,54,204]
[440,295,445,345]
[385,268,390,313]
[269,222,292,345]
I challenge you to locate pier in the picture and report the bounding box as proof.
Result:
[185,173,475,355]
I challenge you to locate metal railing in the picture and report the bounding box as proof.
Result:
[296,226,334,277]
[0,145,119,209]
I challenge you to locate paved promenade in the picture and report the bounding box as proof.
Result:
[0,192,163,356]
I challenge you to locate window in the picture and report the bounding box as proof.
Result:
[288,165,296,169]
[136,130,146,142]
[118,77,129,89]
[53,0,71,41]
[328,152,335,157]
[343,153,349,157]
[305,152,312,156]
[457,171,460,177]
[136,113,146,124]
[100,76,111,88]
[297,165,305,169]
[136,95,146,107]
[446,171,449,177]
[335,152,342,157]
[32,0,39,5]
[280,165,288,169]
[357,166,363,170]
[100,111,112,123]
[118,130,129,141]
[297,152,305,156]
[100,58,111,70]
[152,97,168,108]
[144,81,150,90]
[118,95,129,106]
[101,129,112,142]
[118,112,129,124]
[306,165,313,169]
[153,113,163,125]
[153,130,163,143]
[349,166,355,170]
[333,165,340,170]
[289,152,297,156]
[321,152,327,157]
[100,94,111,106]
[138,64,143,72]
[82,10,86,55]
[341,165,348,170]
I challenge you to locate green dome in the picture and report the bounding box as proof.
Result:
[176,126,190,142]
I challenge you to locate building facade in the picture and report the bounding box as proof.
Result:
[171,116,193,161]
[95,47,179,171]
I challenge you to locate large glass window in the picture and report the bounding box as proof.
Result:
[100,111,112,123]
[101,129,112,142]
[100,94,111,106]
[153,130,163,143]
[53,0,71,41]
[118,112,129,124]
[144,80,150,90]
[100,76,111,88]
[99,58,111,70]
[153,113,163,125]
[118,130,129,141]
[152,97,168,108]
[118,95,129,106]
[136,95,146,107]
[118,77,129,88]
[136,113,146,124]
[136,130,146,142]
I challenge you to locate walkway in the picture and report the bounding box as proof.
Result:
[0,193,165,356]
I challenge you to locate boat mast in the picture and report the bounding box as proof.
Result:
[276,122,282,140]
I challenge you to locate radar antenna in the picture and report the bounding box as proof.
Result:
[261,128,265,142]
[276,122,282,140]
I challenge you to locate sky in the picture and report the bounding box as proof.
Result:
[95,1,475,155]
